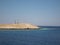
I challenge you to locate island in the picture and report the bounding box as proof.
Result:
[0,23,39,30]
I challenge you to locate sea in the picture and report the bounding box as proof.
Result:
[0,26,60,45]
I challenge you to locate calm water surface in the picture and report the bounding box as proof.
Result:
[0,27,60,45]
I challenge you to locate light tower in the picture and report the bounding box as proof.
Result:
[15,20,19,24]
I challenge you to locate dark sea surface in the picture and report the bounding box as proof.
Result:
[0,26,60,45]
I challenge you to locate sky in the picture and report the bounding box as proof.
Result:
[0,0,60,26]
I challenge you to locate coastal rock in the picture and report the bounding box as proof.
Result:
[0,23,39,29]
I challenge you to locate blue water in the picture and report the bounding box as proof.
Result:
[0,27,60,45]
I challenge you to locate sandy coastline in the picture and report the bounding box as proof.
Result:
[0,23,39,30]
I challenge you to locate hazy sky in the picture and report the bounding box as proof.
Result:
[0,0,60,26]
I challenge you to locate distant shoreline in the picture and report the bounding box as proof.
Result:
[0,23,39,30]
[0,28,40,30]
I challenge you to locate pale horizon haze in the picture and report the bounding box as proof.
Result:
[0,0,60,26]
